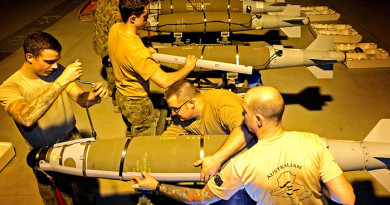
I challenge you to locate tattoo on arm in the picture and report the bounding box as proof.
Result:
[160,184,219,204]
[9,82,66,126]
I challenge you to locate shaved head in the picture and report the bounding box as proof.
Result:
[244,86,285,123]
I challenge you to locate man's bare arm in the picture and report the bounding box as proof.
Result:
[212,124,254,161]
[323,174,355,205]
[194,124,254,181]
[150,55,197,88]
[131,171,220,204]
[6,61,83,126]
[160,184,220,204]
[67,82,108,108]
[7,82,67,127]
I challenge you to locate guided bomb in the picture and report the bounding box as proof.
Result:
[149,0,289,14]
[154,35,346,79]
[27,135,390,182]
[146,11,308,33]
[27,120,390,191]
[146,4,307,37]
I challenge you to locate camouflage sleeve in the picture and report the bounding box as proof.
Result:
[92,0,121,58]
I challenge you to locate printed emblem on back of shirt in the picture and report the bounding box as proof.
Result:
[270,171,312,202]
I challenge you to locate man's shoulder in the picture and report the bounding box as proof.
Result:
[1,70,23,86]
[285,131,324,150]
[0,71,25,109]
[204,89,235,94]
[108,23,123,38]
[108,22,121,34]
[287,131,320,139]
[229,144,258,166]
[41,64,65,82]
[108,24,144,50]
[203,89,241,100]
[204,89,243,112]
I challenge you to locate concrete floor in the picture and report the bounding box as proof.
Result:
[0,0,389,204]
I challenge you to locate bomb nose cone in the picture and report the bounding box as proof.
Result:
[27,148,40,168]
[26,147,49,168]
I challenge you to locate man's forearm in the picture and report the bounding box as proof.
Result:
[161,124,188,136]
[323,174,356,205]
[75,91,94,108]
[213,125,253,162]
[165,66,192,87]
[159,183,218,204]
[8,81,66,127]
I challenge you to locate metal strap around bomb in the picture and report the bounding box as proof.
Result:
[201,45,206,59]
[200,134,205,159]
[227,0,231,32]
[201,0,207,33]
[170,0,173,14]
[82,141,92,177]
[199,0,207,32]
[156,11,160,32]
[203,12,207,33]
[59,145,67,166]
[119,137,133,180]
[34,147,43,167]
[359,141,369,170]
[235,45,239,65]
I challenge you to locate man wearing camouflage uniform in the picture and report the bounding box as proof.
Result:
[108,0,197,137]
[93,0,121,112]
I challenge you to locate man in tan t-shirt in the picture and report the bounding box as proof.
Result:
[131,86,356,205]
[108,0,197,137]
[0,32,108,205]
[162,80,253,183]
[162,80,255,203]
